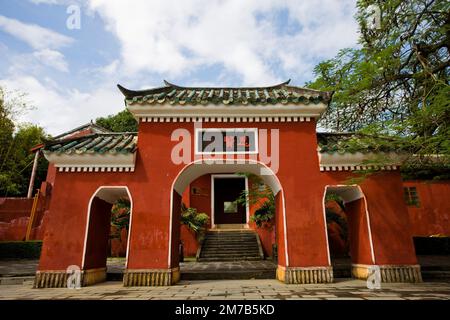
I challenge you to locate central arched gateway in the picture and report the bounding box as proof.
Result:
[168,159,288,277]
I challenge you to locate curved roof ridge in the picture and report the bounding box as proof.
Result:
[162,79,291,90]
[118,79,334,104]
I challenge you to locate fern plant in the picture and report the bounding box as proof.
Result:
[180,203,209,241]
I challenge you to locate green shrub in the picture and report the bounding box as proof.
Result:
[180,204,209,241]
[0,241,42,259]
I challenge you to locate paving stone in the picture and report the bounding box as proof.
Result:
[1,258,450,300]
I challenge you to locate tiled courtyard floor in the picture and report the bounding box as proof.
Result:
[0,279,449,300]
[1,256,449,300]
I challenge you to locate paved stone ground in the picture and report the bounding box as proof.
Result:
[0,279,449,300]
[0,260,38,277]
[0,258,277,276]
[2,255,449,277]
[1,256,449,300]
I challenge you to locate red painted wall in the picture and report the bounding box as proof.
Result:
[180,224,198,257]
[39,119,430,274]
[0,195,49,241]
[45,163,57,186]
[170,191,181,268]
[189,175,212,228]
[0,198,34,223]
[404,180,450,236]
[346,198,373,265]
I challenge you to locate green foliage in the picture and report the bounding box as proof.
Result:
[236,173,275,228]
[110,198,131,239]
[325,193,346,211]
[95,109,138,132]
[0,241,42,259]
[0,124,49,196]
[0,87,49,196]
[180,203,209,240]
[251,201,275,228]
[308,0,450,178]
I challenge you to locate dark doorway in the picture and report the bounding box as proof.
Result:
[214,177,246,225]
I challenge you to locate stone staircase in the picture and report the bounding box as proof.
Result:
[197,230,264,262]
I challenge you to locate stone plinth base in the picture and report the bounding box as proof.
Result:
[83,267,107,286]
[352,264,422,283]
[123,268,180,286]
[34,267,106,288]
[276,266,333,284]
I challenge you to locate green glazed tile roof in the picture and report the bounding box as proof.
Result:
[43,132,395,156]
[43,133,137,155]
[317,132,402,154]
[118,80,333,106]
[52,121,111,140]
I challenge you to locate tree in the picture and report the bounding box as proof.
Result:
[0,86,49,197]
[0,124,49,197]
[95,109,138,132]
[308,0,449,176]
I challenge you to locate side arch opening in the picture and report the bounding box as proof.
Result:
[81,186,132,286]
[322,185,375,280]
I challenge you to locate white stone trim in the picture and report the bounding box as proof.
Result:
[318,152,404,171]
[44,153,136,173]
[127,102,324,122]
[138,115,313,123]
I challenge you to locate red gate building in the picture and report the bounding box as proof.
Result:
[35,80,421,287]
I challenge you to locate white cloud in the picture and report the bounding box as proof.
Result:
[1,0,360,134]
[0,75,123,136]
[33,49,69,72]
[29,0,59,4]
[0,15,74,50]
[87,0,359,85]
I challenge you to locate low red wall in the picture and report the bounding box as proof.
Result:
[0,198,33,223]
[0,195,49,241]
[181,224,198,257]
[404,180,450,236]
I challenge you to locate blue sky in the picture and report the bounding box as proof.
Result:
[0,0,359,135]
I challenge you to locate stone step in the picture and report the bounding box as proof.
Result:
[200,251,259,258]
[202,248,259,254]
[0,276,35,286]
[198,229,263,262]
[204,237,257,242]
[181,269,276,280]
[205,239,256,242]
[203,244,257,248]
[107,272,124,281]
[198,256,262,262]
[206,233,256,236]
[421,271,450,281]
[204,239,257,244]
[205,232,256,236]
[201,250,260,255]
[201,245,259,250]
